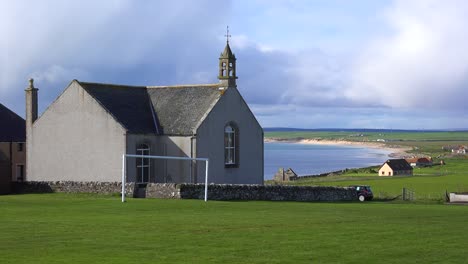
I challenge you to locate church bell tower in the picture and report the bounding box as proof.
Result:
[218,26,237,87]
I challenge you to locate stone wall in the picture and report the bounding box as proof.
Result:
[15,181,357,202]
[273,168,298,182]
[176,184,356,201]
[15,181,135,196]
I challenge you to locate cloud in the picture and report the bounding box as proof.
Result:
[1,1,466,129]
[231,36,357,108]
[346,0,468,111]
[0,0,228,114]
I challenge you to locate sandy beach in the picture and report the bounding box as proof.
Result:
[264,138,413,158]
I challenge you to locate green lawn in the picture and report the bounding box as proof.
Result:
[286,158,468,201]
[1,194,468,263]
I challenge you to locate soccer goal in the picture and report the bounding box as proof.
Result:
[121,154,209,203]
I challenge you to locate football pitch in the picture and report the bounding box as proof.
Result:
[1,194,467,263]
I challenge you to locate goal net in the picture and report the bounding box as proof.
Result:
[121,154,209,202]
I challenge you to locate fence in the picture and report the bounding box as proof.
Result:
[402,187,415,201]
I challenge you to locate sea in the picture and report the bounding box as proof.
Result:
[264,142,392,180]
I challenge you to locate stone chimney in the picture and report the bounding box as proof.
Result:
[25,78,38,182]
[25,78,38,125]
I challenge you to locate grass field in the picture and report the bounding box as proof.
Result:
[265,130,468,199]
[265,131,468,142]
[1,194,468,264]
[286,158,468,201]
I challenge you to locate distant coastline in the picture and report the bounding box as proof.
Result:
[264,137,412,158]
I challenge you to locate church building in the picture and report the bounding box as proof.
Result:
[25,42,264,186]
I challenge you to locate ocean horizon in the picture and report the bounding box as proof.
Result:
[264,142,392,180]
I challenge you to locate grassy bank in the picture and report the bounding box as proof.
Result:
[1,194,468,263]
[282,157,468,201]
[266,130,468,200]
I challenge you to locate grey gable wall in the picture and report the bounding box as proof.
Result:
[125,134,194,183]
[196,87,264,184]
[28,81,127,182]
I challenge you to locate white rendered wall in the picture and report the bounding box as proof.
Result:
[27,81,126,182]
[196,87,264,185]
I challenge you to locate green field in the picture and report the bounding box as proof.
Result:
[265,131,468,142]
[266,131,468,199]
[1,194,467,264]
[285,158,468,201]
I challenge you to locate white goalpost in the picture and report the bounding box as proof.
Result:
[121,154,209,203]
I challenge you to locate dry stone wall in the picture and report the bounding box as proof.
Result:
[15,181,135,196]
[16,182,357,202]
[177,184,356,201]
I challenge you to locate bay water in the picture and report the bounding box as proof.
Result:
[264,142,392,180]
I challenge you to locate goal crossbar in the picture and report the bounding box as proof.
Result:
[122,154,209,203]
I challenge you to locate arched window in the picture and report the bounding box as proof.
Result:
[136,144,150,183]
[224,123,239,167]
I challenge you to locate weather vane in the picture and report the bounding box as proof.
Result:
[225,26,231,44]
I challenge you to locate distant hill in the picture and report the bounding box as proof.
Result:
[263,127,468,133]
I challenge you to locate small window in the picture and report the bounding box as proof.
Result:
[16,165,24,182]
[17,143,24,152]
[136,144,150,183]
[224,123,239,167]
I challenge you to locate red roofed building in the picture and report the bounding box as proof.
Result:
[405,157,433,167]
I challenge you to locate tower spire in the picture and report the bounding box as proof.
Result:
[218,27,237,87]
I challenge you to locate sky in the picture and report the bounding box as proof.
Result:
[1,0,467,129]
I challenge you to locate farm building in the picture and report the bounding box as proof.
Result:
[25,42,264,187]
[0,103,26,194]
[405,157,433,167]
[378,159,413,176]
[452,146,466,154]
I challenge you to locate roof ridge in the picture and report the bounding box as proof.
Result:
[77,80,146,88]
[147,83,221,89]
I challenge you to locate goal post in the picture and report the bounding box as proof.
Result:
[121,154,209,203]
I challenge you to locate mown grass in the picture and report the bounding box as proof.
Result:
[1,194,468,263]
[287,158,468,201]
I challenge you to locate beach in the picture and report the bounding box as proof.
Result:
[264,137,412,158]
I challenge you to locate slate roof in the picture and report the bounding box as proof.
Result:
[79,82,158,134]
[384,159,413,171]
[79,81,222,136]
[0,103,25,142]
[147,85,222,135]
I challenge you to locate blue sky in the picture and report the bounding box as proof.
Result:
[1,0,467,129]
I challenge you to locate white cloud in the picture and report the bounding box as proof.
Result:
[1,0,466,129]
[31,65,89,84]
[346,0,468,111]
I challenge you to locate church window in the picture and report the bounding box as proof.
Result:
[229,63,233,76]
[222,62,227,76]
[224,123,239,167]
[136,144,150,182]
